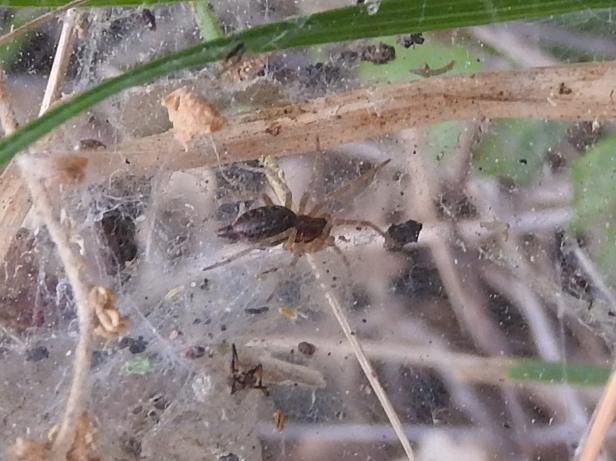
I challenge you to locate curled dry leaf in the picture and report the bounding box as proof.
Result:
[89,286,130,339]
[11,414,100,461]
[161,86,226,148]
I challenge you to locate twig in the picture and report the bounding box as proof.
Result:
[17,156,95,461]
[577,370,616,461]
[44,60,616,183]
[0,0,88,49]
[40,7,85,115]
[573,243,616,460]
[307,256,416,461]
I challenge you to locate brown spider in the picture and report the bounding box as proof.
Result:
[203,159,392,271]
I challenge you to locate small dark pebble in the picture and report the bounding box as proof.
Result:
[26,346,49,362]
[91,350,109,368]
[360,42,396,65]
[244,306,269,315]
[386,219,423,250]
[298,341,317,356]
[185,345,206,359]
[220,324,227,332]
[119,336,148,354]
[200,278,210,290]
[398,33,425,47]
[219,454,240,461]
[519,158,528,165]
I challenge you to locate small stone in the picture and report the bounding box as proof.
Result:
[185,345,206,359]
[298,341,316,356]
[26,346,49,362]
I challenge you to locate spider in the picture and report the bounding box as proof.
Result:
[203,158,392,271]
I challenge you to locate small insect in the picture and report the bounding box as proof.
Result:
[204,159,392,271]
[230,343,268,395]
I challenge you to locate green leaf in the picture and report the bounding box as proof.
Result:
[473,119,567,185]
[357,38,482,163]
[508,358,611,386]
[120,356,154,376]
[358,37,480,84]
[572,131,616,285]
[0,0,614,164]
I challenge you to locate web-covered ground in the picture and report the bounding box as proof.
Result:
[1,2,616,461]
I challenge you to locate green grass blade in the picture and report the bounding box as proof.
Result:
[0,0,614,164]
[508,358,611,386]
[0,0,185,6]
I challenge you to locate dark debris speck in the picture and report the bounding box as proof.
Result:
[244,306,269,315]
[185,345,206,359]
[219,454,240,461]
[298,341,317,356]
[398,33,425,47]
[386,219,423,250]
[360,42,396,64]
[26,346,49,362]
[119,336,148,354]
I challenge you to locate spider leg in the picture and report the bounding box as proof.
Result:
[284,189,293,209]
[332,218,389,241]
[203,229,294,272]
[308,159,391,216]
[298,192,310,215]
[328,240,351,276]
[262,193,275,206]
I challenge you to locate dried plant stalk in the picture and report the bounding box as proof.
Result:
[67,60,616,181]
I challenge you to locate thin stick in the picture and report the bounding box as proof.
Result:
[577,370,616,461]
[39,6,85,115]
[17,156,95,461]
[55,60,616,182]
[307,256,415,461]
[573,242,616,460]
[0,0,88,49]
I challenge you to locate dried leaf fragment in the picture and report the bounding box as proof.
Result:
[161,87,226,147]
[273,409,285,432]
[11,414,100,461]
[89,286,130,338]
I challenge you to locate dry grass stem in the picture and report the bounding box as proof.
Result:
[44,60,616,183]
[248,336,516,386]
[573,243,616,460]
[39,7,85,116]
[17,156,96,461]
[577,370,616,461]
[307,256,416,461]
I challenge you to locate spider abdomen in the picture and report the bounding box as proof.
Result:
[217,205,297,243]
